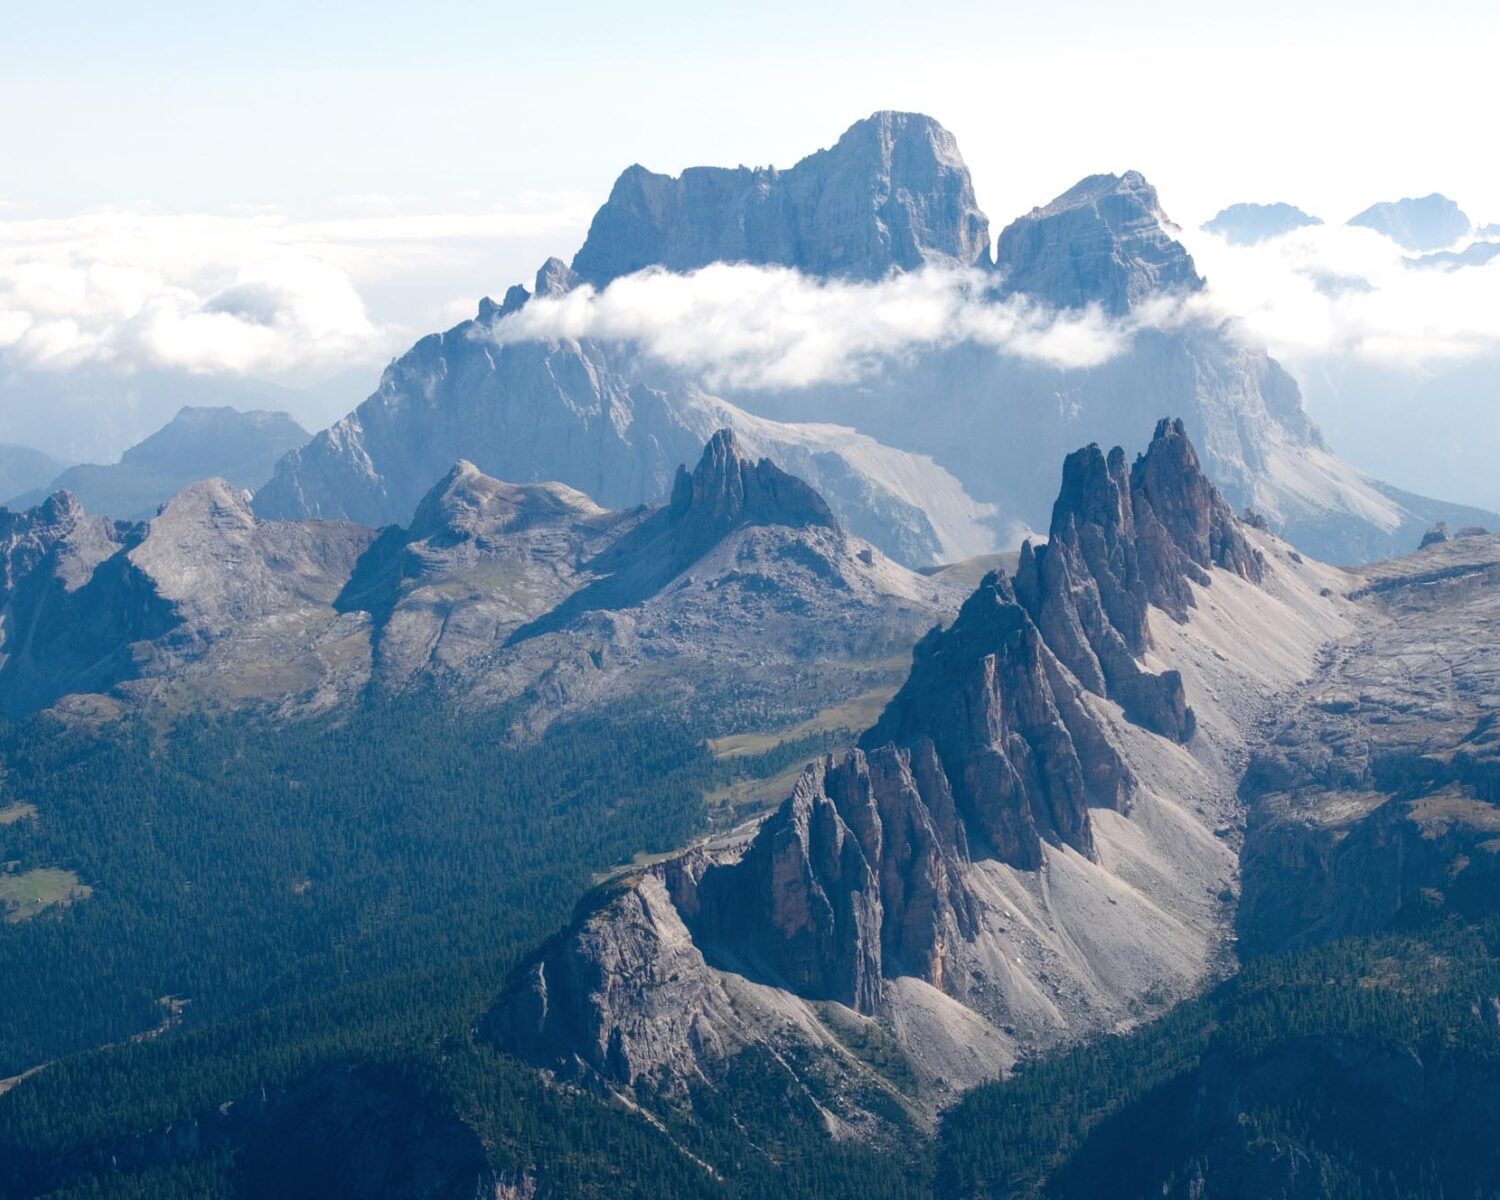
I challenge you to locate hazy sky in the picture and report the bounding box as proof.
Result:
[3,0,1499,460]
[6,1,1497,225]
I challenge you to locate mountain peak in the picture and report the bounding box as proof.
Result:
[667,429,836,558]
[1201,201,1323,245]
[570,111,990,286]
[1347,193,1471,251]
[150,477,257,530]
[994,170,1203,315]
[409,461,605,544]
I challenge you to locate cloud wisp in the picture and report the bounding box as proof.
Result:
[486,264,1129,389]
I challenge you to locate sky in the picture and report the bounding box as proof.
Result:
[1,0,1498,460]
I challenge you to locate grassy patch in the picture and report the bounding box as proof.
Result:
[708,682,898,759]
[0,868,91,923]
[0,802,38,826]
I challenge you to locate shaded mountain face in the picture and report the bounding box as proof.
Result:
[993,171,1204,316]
[1347,193,1471,250]
[10,406,309,521]
[489,420,1350,1126]
[571,110,991,285]
[1200,201,1323,245]
[0,482,375,717]
[0,494,171,715]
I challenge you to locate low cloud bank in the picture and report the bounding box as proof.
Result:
[487,264,1129,388]
[486,233,1500,391]
[0,197,593,379]
[1186,222,1500,367]
[3,198,1497,421]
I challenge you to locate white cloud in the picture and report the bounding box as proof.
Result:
[0,194,595,380]
[485,263,1129,388]
[1183,223,1500,367]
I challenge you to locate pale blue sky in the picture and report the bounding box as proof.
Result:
[4,0,1497,225]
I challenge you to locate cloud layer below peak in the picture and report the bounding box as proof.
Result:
[486,264,1130,388]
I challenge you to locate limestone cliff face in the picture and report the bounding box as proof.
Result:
[862,574,1130,870]
[662,428,836,568]
[571,111,991,286]
[674,744,977,1013]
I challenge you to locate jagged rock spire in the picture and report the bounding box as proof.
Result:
[666,429,836,567]
[1013,417,1263,741]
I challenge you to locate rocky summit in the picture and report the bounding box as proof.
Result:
[993,171,1205,316]
[570,110,991,285]
[1347,192,1471,251]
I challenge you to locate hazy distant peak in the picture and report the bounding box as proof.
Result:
[1347,193,1471,251]
[1201,202,1323,245]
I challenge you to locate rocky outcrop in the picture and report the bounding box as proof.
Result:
[675,745,978,1011]
[335,461,626,640]
[662,428,836,567]
[1419,520,1451,548]
[1011,418,1262,741]
[992,172,1205,316]
[571,111,990,286]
